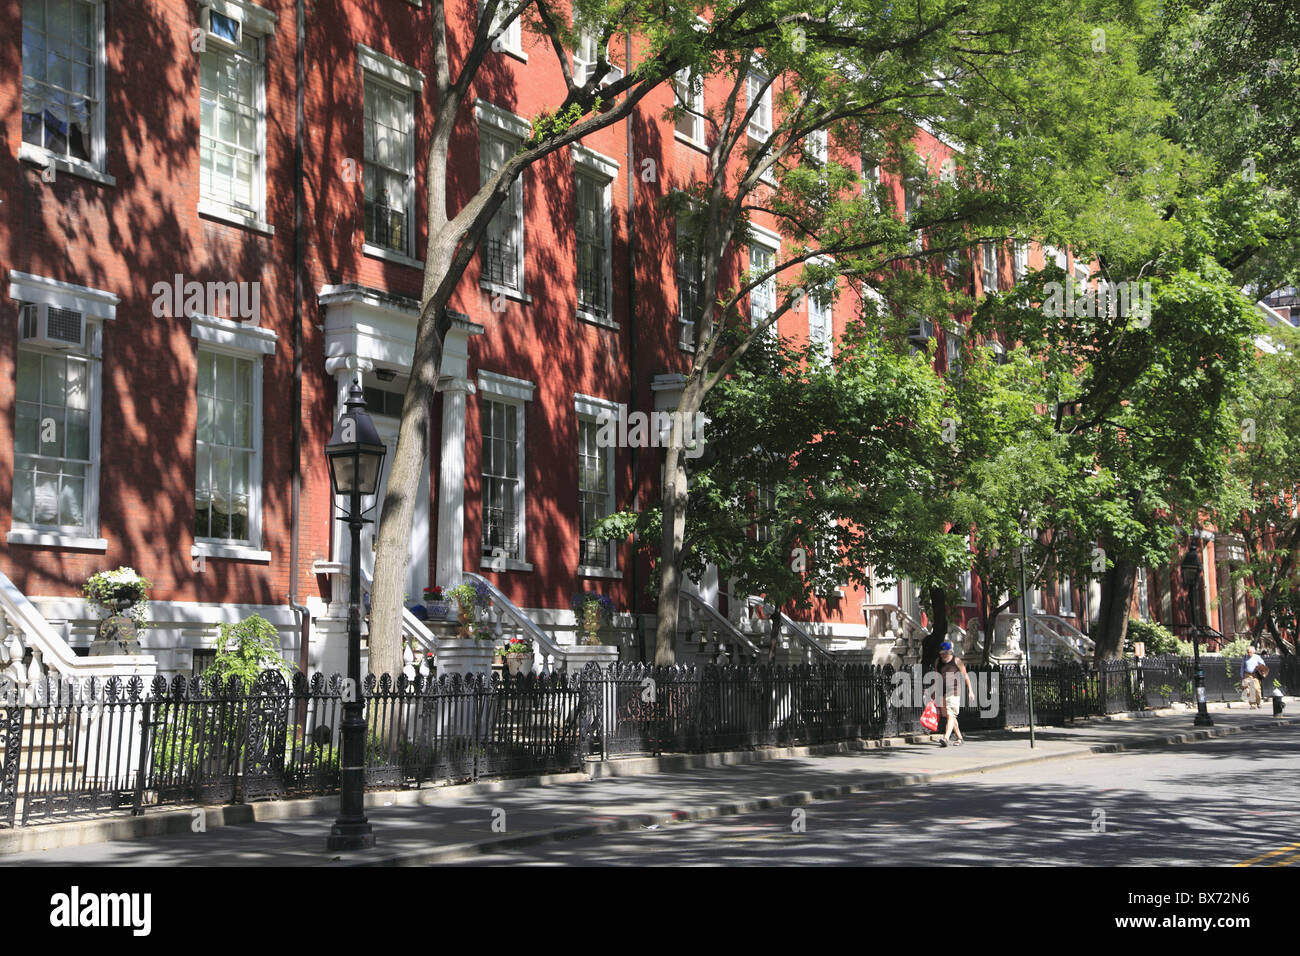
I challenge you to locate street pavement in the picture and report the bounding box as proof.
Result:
[2,708,1295,866]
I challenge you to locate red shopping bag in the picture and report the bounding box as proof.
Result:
[920,699,940,732]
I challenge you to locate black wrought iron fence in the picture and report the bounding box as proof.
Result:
[2,653,1295,829]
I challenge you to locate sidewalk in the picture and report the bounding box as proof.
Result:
[3,703,1295,866]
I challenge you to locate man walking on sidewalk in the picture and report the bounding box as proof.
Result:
[936,641,976,747]
[1241,646,1267,709]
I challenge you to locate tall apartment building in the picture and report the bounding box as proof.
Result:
[3,0,1234,679]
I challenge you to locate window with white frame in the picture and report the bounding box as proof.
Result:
[482,0,523,57]
[362,50,419,258]
[1072,252,1090,287]
[195,349,260,546]
[1059,575,1073,615]
[903,178,922,251]
[573,29,598,85]
[946,327,963,375]
[1136,567,1150,622]
[14,338,95,534]
[677,220,702,350]
[1013,242,1029,281]
[477,103,529,295]
[1044,243,1067,270]
[199,4,272,221]
[945,248,961,276]
[482,399,522,561]
[746,72,772,141]
[576,397,617,571]
[960,569,974,605]
[748,240,777,335]
[573,146,618,325]
[9,272,115,549]
[479,371,533,568]
[754,482,777,544]
[806,128,828,164]
[981,242,998,293]
[862,155,881,210]
[673,69,704,144]
[21,0,105,171]
[808,279,833,362]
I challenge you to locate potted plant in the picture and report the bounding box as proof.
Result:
[570,592,615,646]
[422,586,452,621]
[447,582,492,638]
[496,636,535,675]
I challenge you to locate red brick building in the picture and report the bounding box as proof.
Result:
[1,0,1243,679]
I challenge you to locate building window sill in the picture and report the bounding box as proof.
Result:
[18,143,116,186]
[480,281,532,305]
[481,557,534,572]
[578,566,622,579]
[578,309,619,331]
[7,529,107,552]
[193,542,272,563]
[198,201,275,236]
[495,46,528,64]
[363,242,423,269]
[674,131,708,153]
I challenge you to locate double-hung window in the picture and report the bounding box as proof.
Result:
[981,242,998,293]
[903,178,923,252]
[1059,574,1073,615]
[674,69,704,145]
[809,282,833,362]
[9,272,115,551]
[748,231,779,337]
[676,221,702,351]
[360,46,422,261]
[190,312,275,559]
[746,72,772,141]
[572,145,619,326]
[1072,253,1090,289]
[479,371,534,570]
[1136,568,1150,622]
[805,129,828,165]
[477,102,531,297]
[481,0,524,58]
[195,351,256,545]
[1013,242,1029,282]
[21,0,106,176]
[199,3,273,224]
[576,395,618,573]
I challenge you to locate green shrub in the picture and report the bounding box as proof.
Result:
[203,614,295,691]
[1127,618,1180,655]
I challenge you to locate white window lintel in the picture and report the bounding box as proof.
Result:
[475,100,532,140]
[478,369,535,402]
[8,271,118,320]
[200,0,278,35]
[358,44,424,92]
[571,144,619,180]
[189,313,278,356]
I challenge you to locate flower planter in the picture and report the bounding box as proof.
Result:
[503,654,534,676]
[435,638,494,677]
[423,600,452,622]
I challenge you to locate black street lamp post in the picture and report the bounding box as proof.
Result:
[1180,538,1213,728]
[325,380,387,851]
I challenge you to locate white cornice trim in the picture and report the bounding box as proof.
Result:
[189,312,278,356]
[8,271,118,320]
[201,0,278,35]
[475,100,532,140]
[358,44,424,92]
[478,369,535,402]
[572,144,620,179]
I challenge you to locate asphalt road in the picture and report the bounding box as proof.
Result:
[451,727,1300,866]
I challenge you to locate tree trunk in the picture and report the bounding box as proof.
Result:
[1092,558,1136,660]
[924,586,948,669]
[653,435,688,664]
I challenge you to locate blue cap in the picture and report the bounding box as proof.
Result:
[940,641,953,651]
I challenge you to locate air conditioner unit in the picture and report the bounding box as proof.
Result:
[907,319,934,344]
[20,303,85,350]
[200,5,243,51]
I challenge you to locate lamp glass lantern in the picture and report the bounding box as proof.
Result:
[326,381,388,498]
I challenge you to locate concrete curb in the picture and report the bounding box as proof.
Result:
[332,714,1300,867]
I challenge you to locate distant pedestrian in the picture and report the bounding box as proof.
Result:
[935,641,975,747]
[1241,645,1267,709]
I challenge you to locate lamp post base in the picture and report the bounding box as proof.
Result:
[327,821,376,851]
[1194,711,1215,727]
